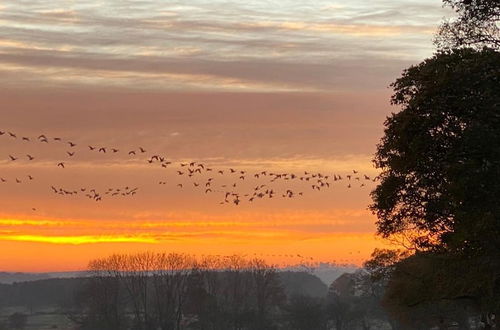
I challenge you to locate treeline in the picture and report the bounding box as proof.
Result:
[2,252,481,329]
[69,253,312,330]
[67,252,395,330]
[0,278,82,310]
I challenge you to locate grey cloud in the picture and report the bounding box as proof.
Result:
[0,46,409,90]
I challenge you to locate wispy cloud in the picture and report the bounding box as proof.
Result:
[0,0,448,92]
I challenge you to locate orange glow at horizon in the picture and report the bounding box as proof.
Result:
[0,230,389,272]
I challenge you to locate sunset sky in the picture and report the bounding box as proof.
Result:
[0,0,451,272]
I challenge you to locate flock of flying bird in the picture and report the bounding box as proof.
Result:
[1,130,380,206]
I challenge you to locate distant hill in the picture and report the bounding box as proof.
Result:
[0,264,356,286]
[0,278,84,309]
[279,271,328,298]
[311,263,358,285]
[0,272,87,284]
[0,271,329,310]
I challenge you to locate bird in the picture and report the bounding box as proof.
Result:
[26,154,34,160]
[128,150,136,155]
[67,151,75,157]
[139,147,146,153]
[68,141,76,147]
[88,145,96,150]
[57,162,65,168]
[9,155,17,161]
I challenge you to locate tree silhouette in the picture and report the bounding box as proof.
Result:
[371,48,500,255]
[370,47,500,318]
[436,0,499,49]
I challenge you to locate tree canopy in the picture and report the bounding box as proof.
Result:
[370,48,500,255]
[436,0,500,49]
[367,0,500,322]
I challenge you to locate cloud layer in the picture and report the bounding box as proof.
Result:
[0,0,450,91]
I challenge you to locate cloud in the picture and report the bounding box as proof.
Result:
[0,0,447,92]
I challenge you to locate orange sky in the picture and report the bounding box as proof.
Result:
[0,90,392,271]
[0,0,449,271]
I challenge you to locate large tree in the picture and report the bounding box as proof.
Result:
[370,48,500,255]
[370,48,500,317]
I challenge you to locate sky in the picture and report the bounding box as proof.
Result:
[0,0,451,272]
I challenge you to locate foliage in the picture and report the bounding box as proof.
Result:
[371,47,500,254]
[285,295,327,330]
[363,248,408,285]
[436,0,500,49]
